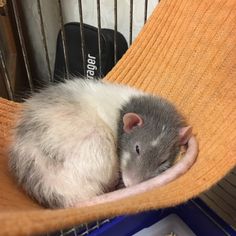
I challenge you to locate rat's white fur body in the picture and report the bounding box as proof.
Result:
[9,79,142,208]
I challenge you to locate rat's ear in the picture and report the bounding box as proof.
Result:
[179,126,192,145]
[123,113,143,133]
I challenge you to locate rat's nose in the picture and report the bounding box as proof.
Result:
[122,173,140,187]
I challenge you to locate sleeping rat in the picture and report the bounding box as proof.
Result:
[8,78,194,208]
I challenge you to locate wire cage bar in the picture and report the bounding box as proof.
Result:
[144,0,148,23]
[96,0,102,76]
[0,50,14,100]
[36,0,53,83]
[113,0,118,64]
[129,0,133,45]
[77,0,86,76]
[57,0,69,80]
[11,0,34,91]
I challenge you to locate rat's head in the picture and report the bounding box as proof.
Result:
[119,112,191,187]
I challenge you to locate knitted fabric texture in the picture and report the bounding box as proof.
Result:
[0,0,236,235]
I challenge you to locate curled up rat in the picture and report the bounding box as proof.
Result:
[8,78,198,208]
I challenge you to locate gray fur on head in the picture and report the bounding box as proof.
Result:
[117,95,185,187]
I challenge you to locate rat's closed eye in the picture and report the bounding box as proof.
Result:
[159,159,168,165]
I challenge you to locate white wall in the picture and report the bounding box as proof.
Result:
[20,0,159,82]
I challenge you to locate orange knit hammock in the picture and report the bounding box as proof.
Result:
[0,0,236,235]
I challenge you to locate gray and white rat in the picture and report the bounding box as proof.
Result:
[8,78,196,209]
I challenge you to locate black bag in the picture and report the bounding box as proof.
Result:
[54,23,128,80]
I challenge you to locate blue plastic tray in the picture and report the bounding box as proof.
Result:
[49,198,236,236]
[88,198,236,236]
